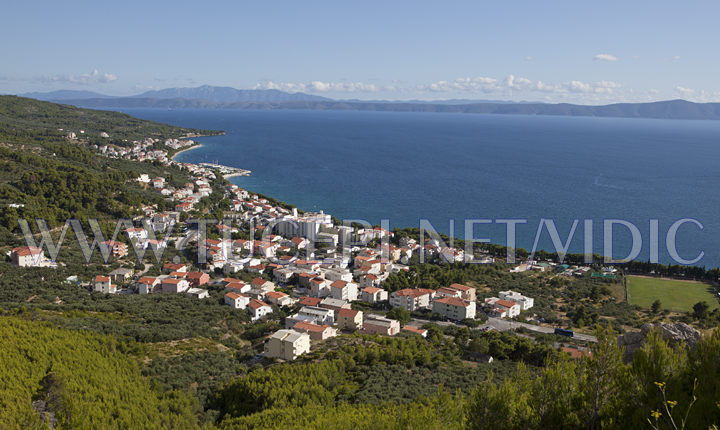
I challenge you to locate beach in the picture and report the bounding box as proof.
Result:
[170,143,202,161]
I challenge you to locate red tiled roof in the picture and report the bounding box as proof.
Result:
[435,297,470,307]
[330,280,348,289]
[394,288,432,298]
[495,299,517,308]
[12,246,43,256]
[337,308,360,318]
[94,275,110,282]
[299,297,322,306]
[402,325,427,335]
[294,321,329,333]
[265,291,288,299]
[248,299,269,310]
[449,283,472,291]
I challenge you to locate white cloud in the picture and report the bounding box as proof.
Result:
[42,69,118,85]
[593,54,618,62]
[253,80,387,93]
[249,75,720,103]
[674,86,695,99]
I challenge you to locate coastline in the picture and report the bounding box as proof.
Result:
[170,143,202,161]
[223,171,246,180]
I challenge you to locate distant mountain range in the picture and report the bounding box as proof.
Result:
[17,85,720,120]
[20,85,330,103]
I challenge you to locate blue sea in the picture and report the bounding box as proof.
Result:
[115,108,720,268]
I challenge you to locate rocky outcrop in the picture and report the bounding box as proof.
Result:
[618,322,702,361]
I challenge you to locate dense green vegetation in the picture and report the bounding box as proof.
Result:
[0,95,213,144]
[0,316,199,429]
[468,327,720,430]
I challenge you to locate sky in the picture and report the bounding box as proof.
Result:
[1,1,718,104]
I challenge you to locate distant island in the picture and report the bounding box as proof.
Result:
[17,85,720,121]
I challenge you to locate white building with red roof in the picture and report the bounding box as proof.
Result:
[360,287,388,304]
[248,299,273,321]
[10,246,46,267]
[336,308,363,331]
[484,297,521,318]
[329,280,358,302]
[432,297,476,320]
[224,292,250,309]
[93,275,115,294]
[389,288,435,311]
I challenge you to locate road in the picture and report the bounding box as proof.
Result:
[485,317,597,342]
[408,315,597,343]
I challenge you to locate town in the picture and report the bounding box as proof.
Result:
[7,129,620,362]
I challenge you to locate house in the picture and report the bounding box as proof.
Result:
[186,271,210,287]
[362,315,400,336]
[402,325,428,337]
[168,271,188,279]
[298,296,323,307]
[101,241,128,258]
[389,288,434,311]
[435,287,463,299]
[248,299,273,321]
[323,268,353,283]
[273,268,295,284]
[484,298,521,318]
[136,276,160,294]
[265,329,311,361]
[447,283,477,302]
[265,291,295,307]
[163,262,187,273]
[498,290,534,310]
[433,297,476,320]
[286,306,335,327]
[319,297,351,313]
[125,227,147,241]
[293,321,338,340]
[251,278,276,292]
[359,273,382,289]
[161,278,190,294]
[329,280,358,302]
[93,275,115,294]
[224,292,251,309]
[109,267,134,283]
[186,288,210,299]
[309,277,330,297]
[361,287,388,304]
[336,308,363,331]
[10,246,46,267]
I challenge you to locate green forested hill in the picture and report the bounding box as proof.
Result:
[0,316,199,429]
[0,96,216,231]
[0,95,213,143]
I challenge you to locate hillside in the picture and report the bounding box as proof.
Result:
[0,316,199,429]
[0,95,214,142]
[0,95,218,230]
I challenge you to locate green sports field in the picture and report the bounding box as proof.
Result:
[627,276,719,313]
